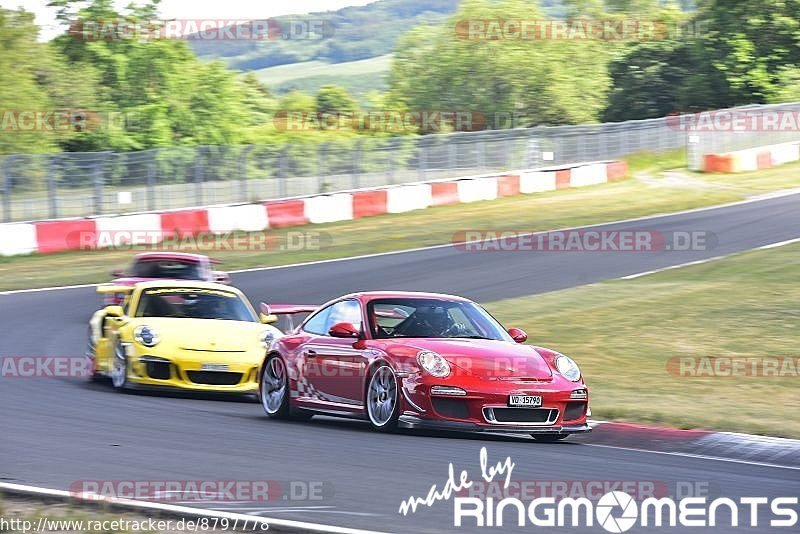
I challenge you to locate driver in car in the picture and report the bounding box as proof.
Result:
[398,306,464,337]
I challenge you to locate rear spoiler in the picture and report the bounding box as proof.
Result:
[261,303,319,315]
[96,284,135,295]
[260,303,318,333]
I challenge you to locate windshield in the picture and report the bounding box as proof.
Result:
[135,288,256,322]
[367,298,513,341]
[131,259,205,280]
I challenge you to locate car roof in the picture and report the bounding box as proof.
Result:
[343,291,472,303]
[133,252,210,263]
[132,280,241,293]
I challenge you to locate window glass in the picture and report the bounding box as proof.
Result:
[325,300,363,333]
[303,306,332,335]
[367,298,512,341]
[132,260,203,280]
[134,288,255,322]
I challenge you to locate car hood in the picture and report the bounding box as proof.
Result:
[127,317,264,353]
[380,338,553,380]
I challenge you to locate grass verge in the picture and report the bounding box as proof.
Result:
[1,158,799,292]
[485,242,800,438]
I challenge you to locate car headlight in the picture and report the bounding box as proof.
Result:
[417,350,451,378]
[134,325,160,347]
[260,330,276,348]
[555,354,581,382]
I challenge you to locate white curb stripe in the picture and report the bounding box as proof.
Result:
[0,482,389,534]
[619,236,800,280]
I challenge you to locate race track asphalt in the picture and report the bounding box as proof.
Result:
[2,192,800,533]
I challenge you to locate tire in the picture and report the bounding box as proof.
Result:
[86,326,103,383]
[365,364,400,432]
[260,355,290,419]
[531,433,569,442]
[110,342,129,391]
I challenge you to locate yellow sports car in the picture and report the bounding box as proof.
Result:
[88,280,281,394]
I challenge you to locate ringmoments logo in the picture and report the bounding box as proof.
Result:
[398,447,799,530]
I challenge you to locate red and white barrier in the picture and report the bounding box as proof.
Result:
[0,160,627,256]
[457,177,497,203]
[207,205,269,233]
[570,163,608,187]
[519,170,557,193]
[95,214,162,246]
[303,193,353,224]
[0,223,38,256]
[702,141,800,172]
[386,184,433,213]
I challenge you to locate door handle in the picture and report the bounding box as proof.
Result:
[304,349,318,358]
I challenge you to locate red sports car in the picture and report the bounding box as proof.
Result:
[258,291,590,441]
[104,252,230,305]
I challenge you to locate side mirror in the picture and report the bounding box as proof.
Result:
[329,322,361,339]
[507,327,527,343]
[213,271,230,284]
[260,313,278,324]
[111,268,124,278]
[104,305,125,318]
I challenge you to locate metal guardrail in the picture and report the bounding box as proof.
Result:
[1,102,798,222]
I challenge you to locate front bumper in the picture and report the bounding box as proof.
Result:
[398,415,591,434]
[401,375,590,432]
[126,352,259,393]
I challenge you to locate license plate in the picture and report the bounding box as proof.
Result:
[201,363,229,371]
[508,395,542,407]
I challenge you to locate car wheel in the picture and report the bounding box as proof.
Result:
[110,342,129,391]
[366,365,399,432]
[86,326,103,383]
[531,433,569,442]
[261,355,290,419]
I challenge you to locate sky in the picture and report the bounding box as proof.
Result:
[3,0,377,40]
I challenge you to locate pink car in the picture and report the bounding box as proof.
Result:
[104,252,230,305]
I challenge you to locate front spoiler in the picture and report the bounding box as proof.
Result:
[99,375,257,396]
[398,415,591,435]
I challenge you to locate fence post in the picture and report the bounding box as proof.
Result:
[477,137,485,171]
[1,156,11,222]
[448,139,457,171]
[417,138,426,181]
[352,139,362,189]
[194,147,204,206]
[387,139,395,184]
[239,146,252,203]
[317,143,326,193]
[47,155,58,219]
[278,146,288,198]
[93,154,105,215]
[147,150,156,211]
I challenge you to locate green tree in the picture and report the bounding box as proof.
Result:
[697,0,800,104]
[316,84,358,115]
[0,9,58,154]
[277,90,317,112]
[390,0,613,129]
